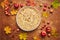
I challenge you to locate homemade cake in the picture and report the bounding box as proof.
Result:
[16,6,41,31]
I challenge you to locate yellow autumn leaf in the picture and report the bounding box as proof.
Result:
[0,2,5,8]
[0,0,8,8]
[11,9,18,15]
[4,26,11,34]
[33,36,37,40]
[42,12,49,18]
[51,27,57,36]
[50,27,59,38]
[19,33,27,40]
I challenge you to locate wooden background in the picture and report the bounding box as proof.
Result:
[0,0,60,40]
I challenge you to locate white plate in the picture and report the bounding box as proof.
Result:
[16,6,41,31]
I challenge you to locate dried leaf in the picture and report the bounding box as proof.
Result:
[11,9,18,15]
[52,0,60,9]
[4,26,11,34]
[0,2,5,8]
[51,27,58,37]
[19,33,27,40]
[0,0,9,8]
[33,36,37,40]
[42,12,49,18]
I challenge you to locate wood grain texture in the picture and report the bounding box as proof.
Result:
[0,0,60,40]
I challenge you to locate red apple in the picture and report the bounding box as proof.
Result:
[20,4,24,8]
[46,27,51,33]
[41,31,46,37]
[44,4,47,8]
[46,27,51,30]
[43,7,46,11]
[43,3,48,8]
[47,30,51,33]
[26,3,30,6]
[14,3,19,9]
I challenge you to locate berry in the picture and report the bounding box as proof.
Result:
[20,4,24,8]
[40,4,43,7]
[47,21,50,25]
[17,29,19,31]
[44,5,47,8]
[46,27,51,33]
[47,30,51,33]
[44,3,48,8]
[43,7,46,11]
[47,33,51,37]
[48,6,50,9]
[26,3,30,6]
[47,22,50,25]
[5,6,9,11]
[44,25,46,27]
[8,13,10,15]
[42,26,45,28]
[41,31,46,37]
[46,27,51,30]
[50,5,53,8]
[14,3,19,9]
[30,2,35,6]
[5,11,8,14]
[5,11,10,15]
[50,9,53,13]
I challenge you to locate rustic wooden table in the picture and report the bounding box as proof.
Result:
[0,0,60,40]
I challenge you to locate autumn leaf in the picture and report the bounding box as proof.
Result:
[0,0,9,8]
[42,12,49,18]
[52,0,60,9]
[0,2,5,8]
[18,33,27,40]
[11,9,18,15]
[33,36,37,40]
[4,26,11,34]
[51,27,58,37]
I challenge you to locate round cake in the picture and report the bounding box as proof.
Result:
[16,6,41,31]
